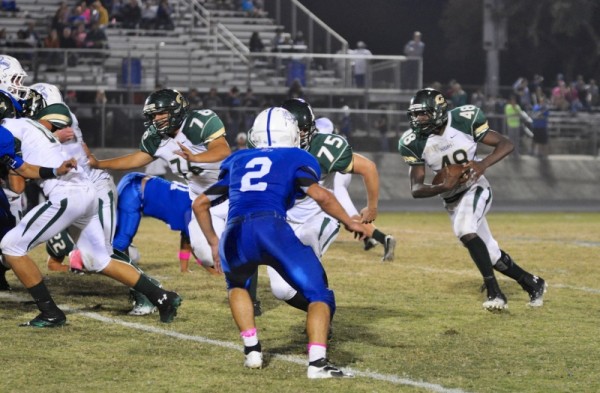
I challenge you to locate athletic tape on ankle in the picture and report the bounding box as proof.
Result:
[178,251,191,260]
[240,328,257,338]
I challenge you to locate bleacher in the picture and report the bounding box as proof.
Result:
[1,0,348,94]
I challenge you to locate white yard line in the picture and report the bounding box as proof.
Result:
[0,291,468,393]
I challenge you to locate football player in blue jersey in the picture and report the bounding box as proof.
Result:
[192,107,367,379]
[398,88,547,311]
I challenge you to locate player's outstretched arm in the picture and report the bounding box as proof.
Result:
[83,143,153,170]
[14,158,77,180]
[351,153,379,223]
[466,130,514,180]
[307,183,367,239]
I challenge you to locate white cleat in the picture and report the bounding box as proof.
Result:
[482,296,508,312]
[128,302,157,316]
[244,351,263,369]
[307,358,354,379]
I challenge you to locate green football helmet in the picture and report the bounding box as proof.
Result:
[407,88,448,137]
[281,98,316,149]
[143,89,190,138]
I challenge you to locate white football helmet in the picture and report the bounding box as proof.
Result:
[249,107,300,148]
[0,55,29,100]
[30,82,64,105]
[315,117,335,134]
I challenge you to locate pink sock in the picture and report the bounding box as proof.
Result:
[178,251,191,261]
[240,327,258,347]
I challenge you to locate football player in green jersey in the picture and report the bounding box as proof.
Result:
[398,88,547,311]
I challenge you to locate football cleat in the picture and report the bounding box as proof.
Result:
[363,238,378,251]
[156,291,182,323]
[307,358,354,379]
[244,351,263,369]
[483,293,508,312]
[526,276,547,307]
[382,235,396,262]
[20,311,66,328]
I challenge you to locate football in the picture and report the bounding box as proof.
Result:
[432,164,469,185]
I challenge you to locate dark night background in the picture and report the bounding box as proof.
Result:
[297,0,600,90]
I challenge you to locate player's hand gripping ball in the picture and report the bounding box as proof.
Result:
[432,164,470,186]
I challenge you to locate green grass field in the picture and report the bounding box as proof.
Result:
[1,212,599,393]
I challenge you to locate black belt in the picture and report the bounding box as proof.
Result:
[228,211,285,225]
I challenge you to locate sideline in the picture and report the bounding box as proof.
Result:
[0,291,468,393]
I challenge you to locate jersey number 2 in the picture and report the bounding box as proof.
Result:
[240,157,272,191]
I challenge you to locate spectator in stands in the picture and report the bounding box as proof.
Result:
[155,0,174,30]
[513,77,532,110]
[90,0,110,28]
[293,30,306,46]
[81,1,93,26]
[271,28,285,52]
[551,79,569,111]
[249,31,264,53]
[68,3,87,26]
[187,88,202,109]
[352,41,372,88]
[110,0,124,24]
[140,0,158,29]
[59,26,78,66]
[240,0,257,17]
[72,22,87,48]
[17,21,41,49]
[51,2,70,34]
[43,28,62,68]
[84,21,108,53]
[530,95,550,158]
[504,94,532,157]
[203,87,222,109]
[120,0,141,29]
[403,31,425,58]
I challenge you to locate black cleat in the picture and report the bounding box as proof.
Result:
[156,291,182,323]
[363,238,378,251]
[20,311,66,328]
